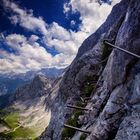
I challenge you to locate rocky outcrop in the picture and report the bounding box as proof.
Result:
[13,75,52,101]
[40,0,140,140]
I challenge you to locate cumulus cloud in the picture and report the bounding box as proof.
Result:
[0,33,75,74]
[2,0,79,55]
[3,0,48,35]
[70,20,76,27]
[5,34,27,50]
[1,0,120,74]
[29,35,39,43]
[64,0,121,33]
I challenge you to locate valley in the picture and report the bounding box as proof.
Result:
[0,75,61,139]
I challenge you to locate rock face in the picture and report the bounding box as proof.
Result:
[13,75,52,101]
[40,0,140,140]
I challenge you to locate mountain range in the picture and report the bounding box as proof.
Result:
[0,74,62,139]
[0,67,64,108]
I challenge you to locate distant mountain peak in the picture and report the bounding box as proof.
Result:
[33,74,50,84]
[31,74,52,90]
[0,67,64,98]
[12,75,52,102]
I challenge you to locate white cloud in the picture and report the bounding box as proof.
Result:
[5,34,27,50]
[3,0,48,35]
[64,0,120,33]
[47,22,71,41]
[112,0,121,5]
[29,35,39,44]
[70,20,76,27]
[2,0,78,55]
[1,0,120,74]
[63,2,71,14]
[0,34,73,74]
[29,35,39,42]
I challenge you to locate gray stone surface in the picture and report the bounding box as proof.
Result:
[40,0,140,140]
[12,75,52,101]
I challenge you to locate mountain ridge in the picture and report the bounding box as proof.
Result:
[0,67,64,97]
[0,74,62,139]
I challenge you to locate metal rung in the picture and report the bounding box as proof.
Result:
[80,97,91,102]
[64,124,91,134]
[83,97,91,101]
[67,104,92,111]
[104,41,140,59]
[80,97,84,102]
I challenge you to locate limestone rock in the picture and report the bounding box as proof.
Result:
[40,0,140,140]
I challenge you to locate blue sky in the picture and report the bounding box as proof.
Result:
[0,0,120,74]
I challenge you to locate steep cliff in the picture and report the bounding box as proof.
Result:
[40,0,140,139]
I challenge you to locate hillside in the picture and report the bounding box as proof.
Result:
[0,75,62,139]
